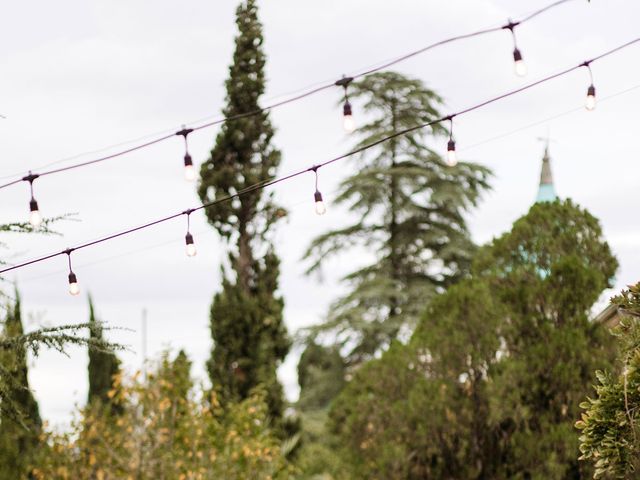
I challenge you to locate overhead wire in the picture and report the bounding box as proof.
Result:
[1,36,638,277]
[0,0,577,191]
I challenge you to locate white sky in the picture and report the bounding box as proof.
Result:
[1,0,639,426]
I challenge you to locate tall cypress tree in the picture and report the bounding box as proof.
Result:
[0,291,42,477]
[87,296,120,409]
[304,72,491,364]
[198,0,290,420]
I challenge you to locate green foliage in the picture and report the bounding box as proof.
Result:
[297,343,345,412]
[304,71,491,363]
[577,283,640,479]
[208,250,290,423]
[476,200,618,478]
[294,344,347,479]
[198,0,290,424]
[329,199,618,479]
[295,409,347,480]
[330,280,505,479]
[0,292,42,478]
[33,351,294,479]
[87,296,121,412]
[197,0,281,247]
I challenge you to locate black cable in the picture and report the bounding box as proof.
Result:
[1,37,638,277]
[0,0,576,191]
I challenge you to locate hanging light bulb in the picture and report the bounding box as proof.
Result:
[447,139,457,167]
[335,76,355,133]
[311,166,327,215]
[585,84,596,111]
[343,101,355,133]
[504,21,526,77]
[185,232,197,257]
[513,48,527,77]
[183,210,197,257]
[29,198,42,227]
[24,172,42,227]
[184,153,196,181]
[314,190,326,215]
[176,127,195,182]
[583,62,596,111]
[68,272,80,296]
[445,117,458,167]
[65,250,80,296]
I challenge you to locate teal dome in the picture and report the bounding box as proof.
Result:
[535,145,557,203]
[536,183,557,203]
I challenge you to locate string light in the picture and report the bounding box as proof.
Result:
[311,167,326,215]
[3,39,640,282]
[25,172,42,227]
[505,21,527,77]
[336,76,355,133]
[583,61,596,111]
[446,117,458,167]
[0,0,588,195]
[65,249,80,296]
[177,127,196,181]
[184,210,197,257]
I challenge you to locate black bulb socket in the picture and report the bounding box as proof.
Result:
[184,153,193,167]
[587,84,596,97]
[343,101,352,117]
[29,198,39,212]
[68,272,77,284]
[314,191,323,203]
[185,232,194,245]
[513,48,523,62]
[447,139,456,152]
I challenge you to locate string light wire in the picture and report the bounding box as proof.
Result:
[0,0,577,192]
[1,38,639,278]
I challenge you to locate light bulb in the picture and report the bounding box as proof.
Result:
[585,85,596,111]
[343,101,355,133]
[513,49,527,77]
[68,273,80,296]
[314,191,326,215]
[29,199,41,227]
[185,233,197,257]
[184,153,195,181]
[446,139,457,167]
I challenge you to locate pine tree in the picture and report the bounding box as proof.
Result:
[475,199,618,479]
[0,291,42,478]
[87,295,120,410]
[328,199,618,479]
[198,0,290,420]
[304,72,491,363]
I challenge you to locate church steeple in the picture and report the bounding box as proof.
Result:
[535,144,557,203]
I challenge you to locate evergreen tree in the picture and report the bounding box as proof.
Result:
[576,282,640,479]
[304,71,491,364]
[198,0,290,420]
[297,343,345,412]
[474,199,618,479]
[329,199,618,479]
[87,296,121,410]
[0,292,42,478]
[330,280,505,479]
[295,343,347,478]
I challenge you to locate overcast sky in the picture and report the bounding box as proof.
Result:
[1,0,639,426]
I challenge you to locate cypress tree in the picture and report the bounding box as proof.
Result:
[198,0,290,420]
[304,72,491,364]
[0,291,42,478]
[87,295,120,409]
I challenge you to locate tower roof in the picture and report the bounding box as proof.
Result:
[535,145,557,203]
